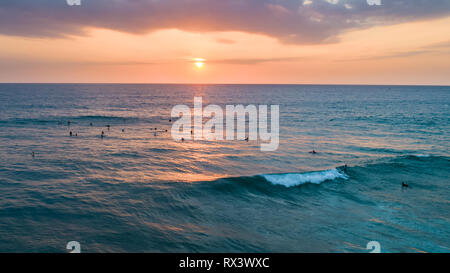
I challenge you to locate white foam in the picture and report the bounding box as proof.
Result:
[262,169,348,188]
[411,154,430,158]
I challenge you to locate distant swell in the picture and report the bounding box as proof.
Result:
[70,115,133,121]
[0,115,163,126]
[260,169,348,188]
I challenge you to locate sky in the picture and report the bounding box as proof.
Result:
[0,0,450,85]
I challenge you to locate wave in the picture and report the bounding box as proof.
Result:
[1,118,56,125]
[260,168,348,188]
[407,154,431,158]
[205,155,448,193]
[0,115,166,126]
[69,115,135,121]
[0,116,130,125]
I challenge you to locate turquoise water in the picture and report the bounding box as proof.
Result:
[0,84,448,252]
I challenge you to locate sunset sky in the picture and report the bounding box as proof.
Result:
[1,0,450,84]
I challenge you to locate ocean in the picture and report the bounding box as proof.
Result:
[0,84,448,252]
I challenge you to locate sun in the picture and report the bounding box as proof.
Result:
[195,61,204,68]
[193,58,205,69]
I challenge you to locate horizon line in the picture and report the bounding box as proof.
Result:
[0,82,449,87]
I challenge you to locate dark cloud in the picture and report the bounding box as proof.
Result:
[0,0,449,44]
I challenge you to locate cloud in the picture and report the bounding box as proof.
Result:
[423,40,450,49]
[0,0,449,44]
[215,38,236,45]
[336,42,450,62]
[209,56,307,65]
[342,50,433,61]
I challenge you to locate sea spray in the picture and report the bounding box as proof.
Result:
[261,169,348,187]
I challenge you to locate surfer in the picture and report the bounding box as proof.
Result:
[101,131,104,138]
[106,125,110,131]
[245,137,249,142]
[31,151,35,158]
[402,182,409,188]
[310,150,317,154]
[181,137,185,142]
[69,131,72,137]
